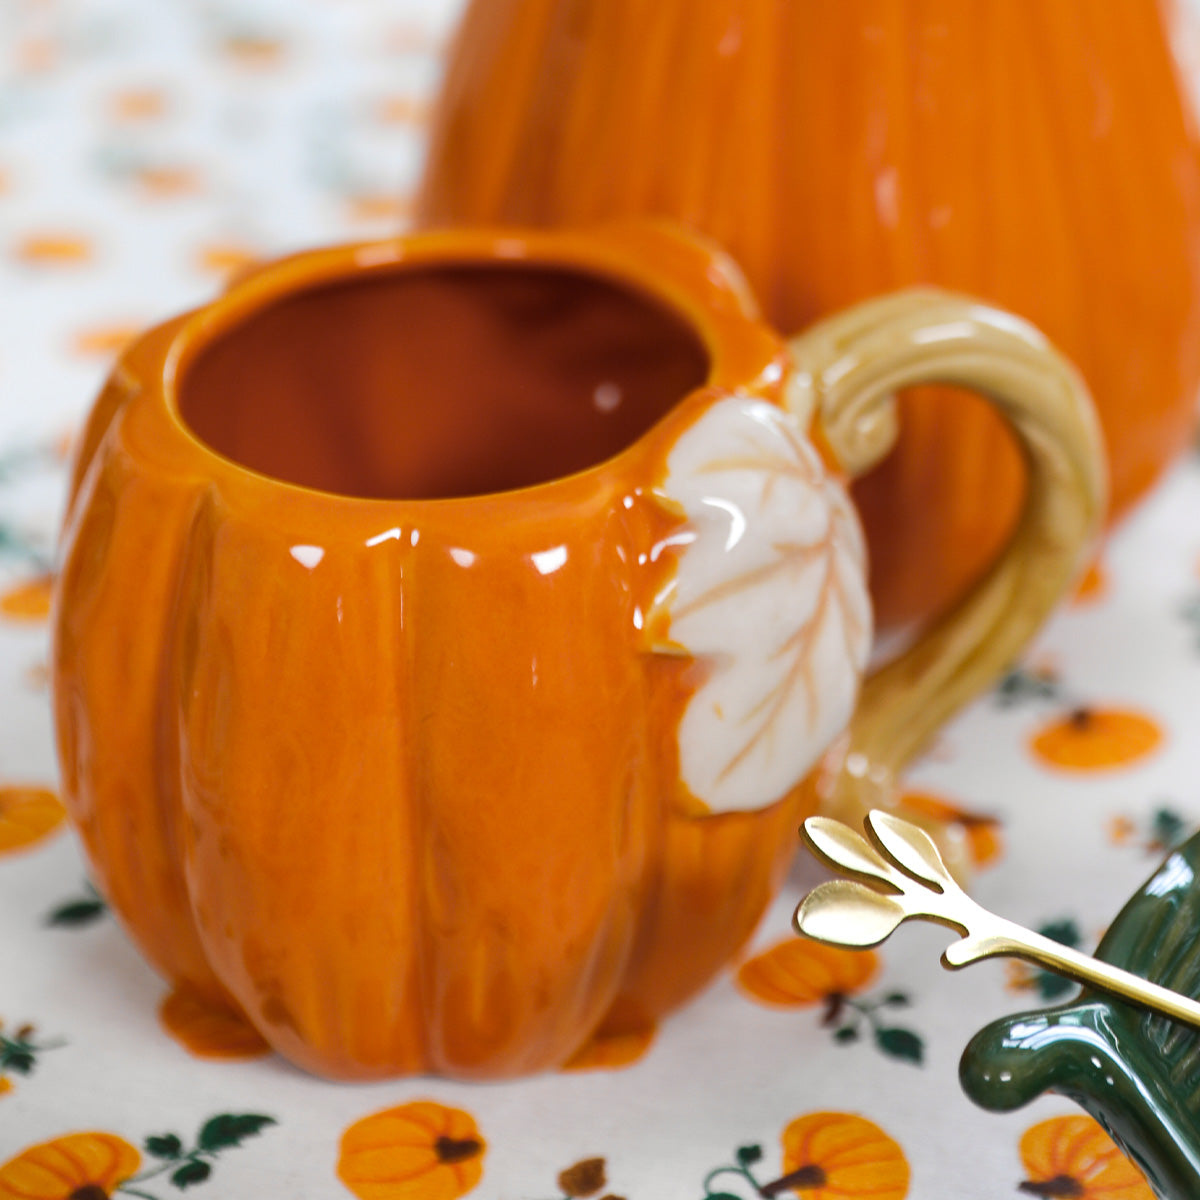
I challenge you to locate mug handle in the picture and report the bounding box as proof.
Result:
[787,289,1106,862]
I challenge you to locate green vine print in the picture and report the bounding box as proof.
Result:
[823,990,924,1064]
[702,1143,838,1199]
[0,438,68,572]
[0,1019,65,1092]
[1111,804,1191,856]
[1180,595,1200,652]
[115,1115,276,1197]
[45,879,109,927]
[700,1113,909,1198]
[993,665,1062,709]
[1008,920,1083,1002]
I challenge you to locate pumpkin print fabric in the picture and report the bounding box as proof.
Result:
[736,941,924,1064]
[895,791,1003,868]
[337,1102,486,1200]
[3,0,1200,1194]
[701,1112,909,1199]
[0,1132,140,1200]
[0,1116,276,1199]
[0,1019,64,1096]
[1018,1116,1154,1199]
[1029,709,1165,773]
[780,1113,909,1200]
[0,788,65,855]
[0,575,54,622]
[736,940,879,1006]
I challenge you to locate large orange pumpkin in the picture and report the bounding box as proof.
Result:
[417,0,1200,631]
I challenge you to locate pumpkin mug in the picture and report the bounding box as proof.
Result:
[53,222,1103,1080]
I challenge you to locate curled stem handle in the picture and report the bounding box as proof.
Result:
[788,290,1106,847]
[946,917,1200,1030]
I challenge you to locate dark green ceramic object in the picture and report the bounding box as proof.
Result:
[961,831,1200,1200]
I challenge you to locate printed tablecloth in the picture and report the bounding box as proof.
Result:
[3,2,1200,1197]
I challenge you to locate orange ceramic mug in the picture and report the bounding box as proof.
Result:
[53,223,1103,1080]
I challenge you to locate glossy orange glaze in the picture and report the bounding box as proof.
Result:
[54,224,816,1079]
[418,0,1200,630]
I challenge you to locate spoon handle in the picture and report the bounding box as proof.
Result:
[948,915,1200,1031]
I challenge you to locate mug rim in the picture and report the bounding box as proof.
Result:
[150,222,789,508]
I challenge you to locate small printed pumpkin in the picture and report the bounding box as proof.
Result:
[70,324,143,359]
[109,87,167,121]
[1030,709,1164,772]
[218,34,287,68]
[131,165,202,200]
[158,985,270,1060]
[1019,1115,1153,1199]
[1108,815,1139,847]
[779,1112,909,1199]
[345,193,415,225]
[338,1101,485,1200]
[897,791,1002,868]
[0,1131,141,1200]
[376,96,432,128]
[194,242,260,281]
[15,234,93,265]
[0,786,65,855]
[0,575,55,621]
[736,939,878,1008]
[1071,560,1108,606]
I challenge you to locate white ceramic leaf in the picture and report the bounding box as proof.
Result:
[655,395,871,812]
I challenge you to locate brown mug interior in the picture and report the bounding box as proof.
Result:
[177,262,711,500]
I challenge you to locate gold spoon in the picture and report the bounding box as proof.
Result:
[794,809,1200,1031]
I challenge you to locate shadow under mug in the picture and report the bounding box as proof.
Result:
[53,221,1104,1080]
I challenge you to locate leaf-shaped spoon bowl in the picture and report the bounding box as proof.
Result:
[961,830,1200,1200]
